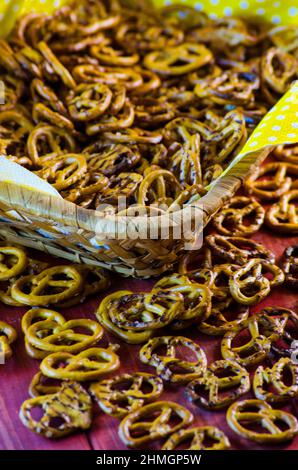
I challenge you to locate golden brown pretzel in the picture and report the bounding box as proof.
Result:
[19,382,92,438]
[213,196,265,236]
[40,346,120,381]
[119,401,193,448]
[0,321,17,360]
[11,265,83,306]
[261,48,297,103]
[139,335,207,383]
[186,359,250,410]
[90,372,163,418]
[198,301,249,336]
[35,154,87,191]
[29,372,62,397]
[266,190,298,234]
[273,144,298,165]
[0,246,28,281]
[162,426,230,450]
[253,358,298,404]
[227,399,298,444]
[281,245,298,288]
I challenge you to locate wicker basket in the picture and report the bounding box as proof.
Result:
[0,149,269,278]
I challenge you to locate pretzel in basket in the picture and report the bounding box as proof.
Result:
[96,172,142,206]
[162,426,230,450]
[266,190,298,234]
[206,235,275,265]
[118,401,193,448]
[186,359,250,410]
[19,382,92,439]
[137,168,181,206]
[62,172,109,208]
[66,83,113,121]
[29,372,63,398]
[213,197,265,237]
[11,265,83,306]
[0,246,28,281]
[40,346,120,382]
[139,336,207,383]
[221,314,285,367]
[281,245,298,288]
[253,358,298,404]
[153,274,212,328]
[35,153,87,191]
[261,48,297,103]
[38,41,76,89]
[85,143,141,176]
[227,399,298,444]
[91,45,140,67]
[244,163,298,201]
[0,321,17,360]
[144,44,213,76]
[229,258,285,305]
[96,291,154,344]
[90,372,164,418]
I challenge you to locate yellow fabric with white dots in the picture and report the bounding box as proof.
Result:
[0,0,297,175]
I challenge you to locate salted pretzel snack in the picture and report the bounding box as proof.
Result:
[19,382,92,439]
[186,359,250,410]
[266,190,298,234]
[90,372,164,418]
[139,335,207,383]
[213,197,265,237]
[0,246,28,281]
[118,401,193,448]
[0,320,17,360]
[11,265,83,306]
[227,399,298,444]
[274,144,298,165]
[281,245,298,288]
[253,358,298,404]
[40,346,120,381]
[29,371,63,398]
[162,426,230,450]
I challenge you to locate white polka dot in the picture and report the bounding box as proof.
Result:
[4,0,9,4]
[256,0,265,2]
[195,2,203,10]
[271,15,281,24]
[272,125,281,131]
[288,7,298,17]
[12,5,20,12]
[282,105,290,111]
[273,1,280,6]
[249,142,258,147]
[224,7,233,16]
[276,115,285,120]
[257,8,265,15]
[210,0,219,4]
[287,133,296,139]
[254,132,262,137]
[259,124,266,128]
[240,1,249,9]
[292,123,298,129]
[268,136,278,142]
[39,0,46,3]
[209,13,218,19]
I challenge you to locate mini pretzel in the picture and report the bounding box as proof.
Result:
[86,100,135,135]
[85,144,141,176]
[103,127,163,144]
[0,321,17,360]
[35,154,87,191]
[273,144,298,166]
[229,258,285,306]
[261,48,297,103]
[73,65,143,91]
[281,245,298,288]
[90,372,163,418]
[268,308,298,358]
[227,399,298,444]
[108,290,183,331]
[19,382,92,439]
[32,102,74,131]
[221,315,284,367]
[253,358,298,404]
[27,124,77,166]
[266,190,298,234]
[244,163,298,201]
[213,196,265,236]
[62,173,109,208]
[139,336,207,383]
[38,41,76,89]
[144,43,213,76]
[137,168,181,206]
[96,172,142,206]
[186,359,250,410]
[118,401,193,448]
[91,45,139,67]
[29,372,62,397]
[178,246,214,286]
[96,291,154,344]
[198,302,249,336]
[206,235,275,265]
[162,426,230,450]
[0,246,28,281]
[40,347,120,381]
[153,274,212,328]
[67,83,113,121]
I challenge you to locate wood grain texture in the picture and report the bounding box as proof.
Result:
[0,228,297,450]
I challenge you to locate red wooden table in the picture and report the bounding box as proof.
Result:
[0,227,297,450]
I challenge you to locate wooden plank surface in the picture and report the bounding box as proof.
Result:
[0,228,297,450]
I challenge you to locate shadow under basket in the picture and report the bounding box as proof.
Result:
[0,150,268,278]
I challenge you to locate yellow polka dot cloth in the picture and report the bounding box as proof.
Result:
[0,0,297,176]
